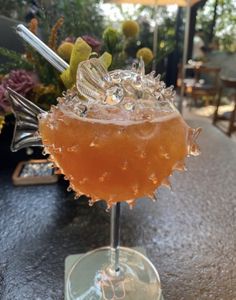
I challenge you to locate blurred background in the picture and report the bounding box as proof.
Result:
[0,0,236,166]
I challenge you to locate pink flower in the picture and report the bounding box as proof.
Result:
[0,69,37,115]
[3,69,37,96]
[82,35,101,53]
[0,85,11,114]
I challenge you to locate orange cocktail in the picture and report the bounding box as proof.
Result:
[8,47,201,299]
[39,104,195,206]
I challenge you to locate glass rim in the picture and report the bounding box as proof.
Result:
[50,103,180,126]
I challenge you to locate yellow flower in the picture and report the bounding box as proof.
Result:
[60,38,91,89]
[57,42,74,62]
[99,52,112,69]
[60,37,112,89]
[136,47,154,65]
[33,84,57,98]
[0,116,5,134]
[69,38,92,83]
[60,68,74,89]
[122,20,139,38]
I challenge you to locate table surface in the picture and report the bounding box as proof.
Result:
[0,119,236,300]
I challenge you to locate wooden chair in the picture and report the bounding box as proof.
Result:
[176,62,201,108]
[190,65,221,107]
[213,76,236,137]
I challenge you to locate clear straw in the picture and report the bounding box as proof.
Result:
[16,24,69,73]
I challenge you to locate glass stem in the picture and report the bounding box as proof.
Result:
[110,202,121,273]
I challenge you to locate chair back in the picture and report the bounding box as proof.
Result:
[220,76,236,89]
[194,65,221,87]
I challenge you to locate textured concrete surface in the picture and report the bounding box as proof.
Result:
[0,119,236,300]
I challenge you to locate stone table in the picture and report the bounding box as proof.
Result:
[0,119,236,300]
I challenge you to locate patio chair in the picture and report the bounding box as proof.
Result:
[213,76,236,137]
[189,65,221,107]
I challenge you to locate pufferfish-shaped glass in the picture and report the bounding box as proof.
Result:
[8,58,201,208]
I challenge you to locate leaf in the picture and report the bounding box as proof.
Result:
[0,47,32,72]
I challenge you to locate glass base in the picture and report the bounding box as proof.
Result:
[66,246,161,300]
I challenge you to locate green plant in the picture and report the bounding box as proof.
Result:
[0,0,28,19]
[43,0,105,39]
[0,48,32,73]
[196,0,236,52]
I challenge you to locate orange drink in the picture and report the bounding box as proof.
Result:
[39,104,197,205]
[8,57,201,300]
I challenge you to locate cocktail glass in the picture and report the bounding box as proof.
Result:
[8,57,200,300]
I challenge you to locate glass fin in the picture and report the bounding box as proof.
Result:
[7,87,45,152]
